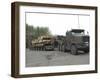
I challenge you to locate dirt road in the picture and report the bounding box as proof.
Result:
[26,49,89,67]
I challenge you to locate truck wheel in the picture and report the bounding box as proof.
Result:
[84,50,89,53]
[71,45,78,55]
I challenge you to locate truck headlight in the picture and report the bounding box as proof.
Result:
[84,42,89,46]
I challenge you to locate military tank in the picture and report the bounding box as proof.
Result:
[31,36,54,51]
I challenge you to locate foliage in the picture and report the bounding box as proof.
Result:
[26,24,52,48]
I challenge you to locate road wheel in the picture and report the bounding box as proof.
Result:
[71,45,78,55]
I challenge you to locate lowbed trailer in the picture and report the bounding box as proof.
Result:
[30,29,89,55]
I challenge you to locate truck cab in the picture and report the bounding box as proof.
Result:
[62,29,89,55]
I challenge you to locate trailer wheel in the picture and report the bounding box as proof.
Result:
[71,45,78,55]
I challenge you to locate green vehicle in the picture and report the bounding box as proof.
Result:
[60,29,89,55]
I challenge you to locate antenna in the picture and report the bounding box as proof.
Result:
[78,15,80,29]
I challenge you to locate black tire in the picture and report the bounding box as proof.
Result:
[71,45,78,55]
[84,50,89,53]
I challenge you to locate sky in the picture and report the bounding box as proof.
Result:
[26,12,90,36]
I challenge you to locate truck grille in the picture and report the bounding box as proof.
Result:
[83,36,89,42]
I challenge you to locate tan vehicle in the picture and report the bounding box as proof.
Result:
[31,36,54,51]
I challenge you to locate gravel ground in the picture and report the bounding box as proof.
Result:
[26,49,89,67]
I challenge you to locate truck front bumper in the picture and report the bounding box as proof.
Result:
[77,43,89,51]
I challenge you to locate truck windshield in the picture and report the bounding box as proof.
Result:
[72,32,84,35]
